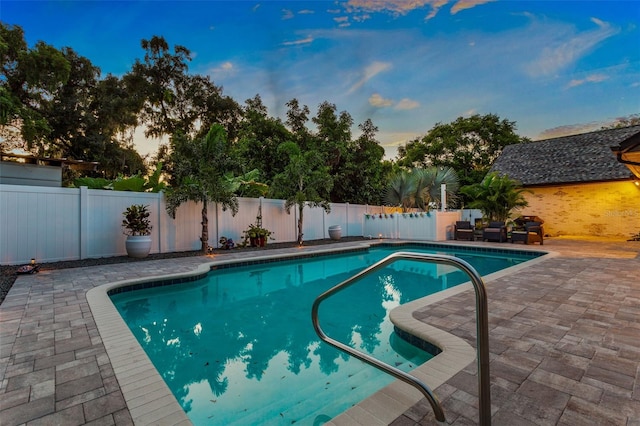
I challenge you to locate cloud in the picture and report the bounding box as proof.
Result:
[345,0,436,16]
[281,36,314,46]
[378,130,424,158]
[348,61,392,93]
[368,93,419,110]
[450,0,496,15]
[344,0,492,20]
[527,17,619,77]
[566,73,608,88]
[369,93,393,107]
[282,9,294,20]
[425,0,448,20]
[537,122,603,139]
[352,13,372,23]
[395,98,420,110]
[209,61,236,77]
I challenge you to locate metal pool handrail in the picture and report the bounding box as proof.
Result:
[311,251,492,425]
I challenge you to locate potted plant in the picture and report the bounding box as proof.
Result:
[256,227,273,247]
[242,224,273,247]
[122,204,153,258]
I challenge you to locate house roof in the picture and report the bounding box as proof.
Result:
[610,129,640,179]
[490,125,640,186]
[1,152,99,171]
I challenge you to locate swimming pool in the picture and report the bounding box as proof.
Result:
[110,244,540,425]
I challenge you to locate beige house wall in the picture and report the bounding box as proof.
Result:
[521,180,640,238]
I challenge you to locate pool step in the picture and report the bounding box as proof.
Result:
[224,359,391,425]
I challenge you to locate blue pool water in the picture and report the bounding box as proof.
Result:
[110,244,540,425]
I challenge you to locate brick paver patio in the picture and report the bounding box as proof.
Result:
[1,238,638,425]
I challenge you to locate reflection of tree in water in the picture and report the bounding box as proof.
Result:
[115,263,442,412]
[123,294,246,410]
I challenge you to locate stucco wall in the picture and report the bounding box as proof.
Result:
[522,180,640,238]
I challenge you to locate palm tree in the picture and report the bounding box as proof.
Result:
[385,167,459,212]
[270,142,333,245]
[164,124,238,252]
[460,172,530,222]
[384,170,416,212]
[413,167,460,210]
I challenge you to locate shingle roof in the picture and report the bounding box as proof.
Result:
[490,125,640,186]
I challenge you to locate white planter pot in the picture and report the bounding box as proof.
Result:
[125,235,152,258]
[328,225,342,240]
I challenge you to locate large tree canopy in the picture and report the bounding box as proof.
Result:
[0,23,146,181]
[397,114,529,187]
[0,23,70,151]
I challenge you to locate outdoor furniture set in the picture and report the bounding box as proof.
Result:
[454,216,544,245]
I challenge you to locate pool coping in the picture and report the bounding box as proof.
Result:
[328,243,555,425]
[86,241,554,425]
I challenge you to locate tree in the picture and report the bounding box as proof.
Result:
[90,75,147,178]
[384,167,459,212]
[312,101,352,170]
[126,36,192,138]
[601,114,640,129]
[459,172,530,222]
[0,23,70,152]
[332,119,389,204]
[285,98,310,141]
[397,114,529,188]
[411,167,460,210]
[270,142,333,245]
[384,170,416,212]
[0,23,145,179]
[235,95,291,182]
[164,124,238,252]
[126,35,242,150]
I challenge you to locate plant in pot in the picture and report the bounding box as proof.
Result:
[255,227,273,247]
[242,224,273,247]
[122,204,153,258]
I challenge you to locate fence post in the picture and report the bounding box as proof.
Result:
[345,202,349,237]
[156,193,162,254]
[79,186,88,259]
[323,205,327,239]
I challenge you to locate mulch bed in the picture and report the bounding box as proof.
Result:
[0,237,368,305]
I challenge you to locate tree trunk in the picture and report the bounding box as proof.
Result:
[201,201,208,253]
[297,203,304,245]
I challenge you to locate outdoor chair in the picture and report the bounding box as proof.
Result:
[455,221,474,241]
[483,221,507,242]
[511,221,544,245]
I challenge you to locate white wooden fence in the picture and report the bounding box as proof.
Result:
[0,184,372,265]
[0,184,482,265]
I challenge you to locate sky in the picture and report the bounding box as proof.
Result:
[2,0,639,159]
